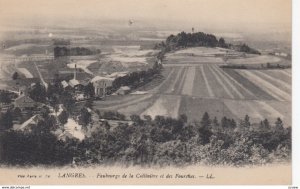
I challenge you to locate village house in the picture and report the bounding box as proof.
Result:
[68,78,81,88]
[90,76,114,97]
[13,114,42,132]
[14,95,36,109]
[59,64,92,101]
[61,80,70,89]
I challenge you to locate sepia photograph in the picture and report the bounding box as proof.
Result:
[0,0,293,185]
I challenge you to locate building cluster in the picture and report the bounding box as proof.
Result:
[58,67,129,100]
[6,65,130,111]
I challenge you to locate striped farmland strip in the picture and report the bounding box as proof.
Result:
[211,65,245,99]
[240,70,290,101]
[199,64,215,98]
[208,65,235,99]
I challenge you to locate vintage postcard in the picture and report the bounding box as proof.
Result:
[0,0,292,185]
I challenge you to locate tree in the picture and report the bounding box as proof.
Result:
[220,117,235,131]
[13,107,22,121]
[40,106,50,119]
[179,114,188,124]
[239,115,251,131]
[60,91,75,112]
[218,37,227,48]
[143,115,152,124]
[230,119,237,130]
[274,118,284,131]
[12,72,19,80]
[212,116,220,131]
[0,91,12,104]
[79,108,91,127]
[200,112,211,129]
[58,110,69,126]
[44,115,58,131]
[102,121,110,131]
[260,118,270,131]
[198,112,213,145]
[29,82,47,102]
[221,117,229,129]
[84,83,95,98]
[130,114,142,126]
[0,110,13,130]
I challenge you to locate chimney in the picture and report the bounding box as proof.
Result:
[74,64,77,80]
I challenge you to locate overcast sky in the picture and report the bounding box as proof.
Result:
[0,0,291,31]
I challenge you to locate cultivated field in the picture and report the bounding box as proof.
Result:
[93,47,292,126]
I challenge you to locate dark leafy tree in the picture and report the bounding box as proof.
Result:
[200,112,211,129]
[58,110,69,126]
[230,119,237,130]
[60,91,75,112]
[79,108,92,127]
[0,91,12,104]
[158,31,260,56]
[12,107,22,121]
[143,115,152,124]
[260,118,270,131]
[28,82,47,102]
[54,47,100,58]
[218,37,227,48]
[179,114,188,124]
[239,115,251,131]
[101,111,126,121]
[235,44,261,55]
[130,114,143,126]
[12,72,19,80]
[274,118,284,131]
[84,83,95,98]
[212,116,220,131]
[198,112,213,144]
[0,110,13,130]
[180,124,197,142]
[40,105,50,119]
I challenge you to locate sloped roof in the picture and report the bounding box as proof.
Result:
[107,72,128,78]
[15,114,42,131]
[90,76,114,83]
[14,95,35,103]
[68,79,80,87]
[61,80,69,88]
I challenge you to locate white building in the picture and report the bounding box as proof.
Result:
[90,76,114,97]
[116,86,130,95]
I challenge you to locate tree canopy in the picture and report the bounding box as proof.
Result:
[156,31,261,55]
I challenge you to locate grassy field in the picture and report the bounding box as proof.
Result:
[92,47,292,127]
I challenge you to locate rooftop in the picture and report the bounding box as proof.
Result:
[68,79,80,87]
[91,76,114,83]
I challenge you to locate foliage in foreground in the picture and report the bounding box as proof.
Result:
[0,112,291,167]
